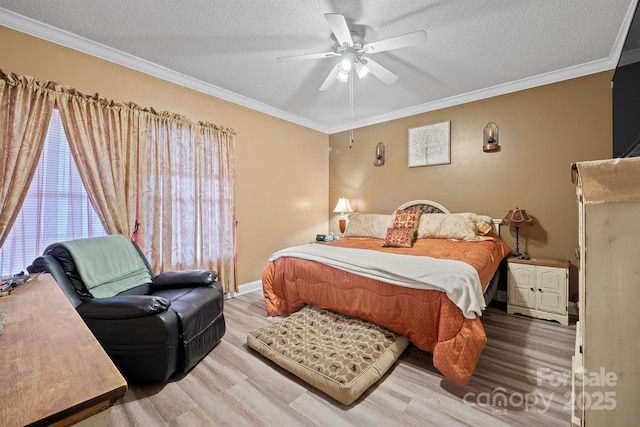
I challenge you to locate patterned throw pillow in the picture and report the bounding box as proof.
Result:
[392,209,422,231]
[382,227,417,248]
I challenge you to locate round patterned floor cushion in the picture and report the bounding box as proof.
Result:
[247,305,409,405]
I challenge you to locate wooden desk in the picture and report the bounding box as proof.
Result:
[0,273,127,426]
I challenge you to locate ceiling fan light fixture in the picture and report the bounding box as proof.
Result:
[339,58,352,73]
[355,60,369,78]
[280,13,427,91]
[337,70,350,82]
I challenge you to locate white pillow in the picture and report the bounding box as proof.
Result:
[459,212,494,235]
[344,213,394,239]
[417,213,493,241]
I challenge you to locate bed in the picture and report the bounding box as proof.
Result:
[261,200,511,385]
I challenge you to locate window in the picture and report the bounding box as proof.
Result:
[0,109,106,276]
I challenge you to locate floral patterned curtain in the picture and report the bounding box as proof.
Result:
[0,71,55,248]
[55,89,138,237]
[136,112,237,292]
[1,70,236,293]
[196,121,236,292]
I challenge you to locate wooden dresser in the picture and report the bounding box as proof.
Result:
[571,158,640,426]
[0,273,127,426]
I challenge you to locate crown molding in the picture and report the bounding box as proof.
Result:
[329,0,638,134]
[2,4,632,136]
[328,58,616,134]
[612,0,640,67]
[0,8,329,133]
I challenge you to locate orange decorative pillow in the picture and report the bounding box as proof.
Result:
[392,209,422,231]
[382,227,417,248]
[476,218,493,235]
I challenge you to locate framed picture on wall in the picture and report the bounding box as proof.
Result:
[408,121,451,167]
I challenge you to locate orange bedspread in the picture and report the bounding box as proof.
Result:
[261,234,511,385]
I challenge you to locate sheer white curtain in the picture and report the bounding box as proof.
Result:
[0,109,105,275]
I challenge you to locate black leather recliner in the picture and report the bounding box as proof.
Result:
[28,235,226,383]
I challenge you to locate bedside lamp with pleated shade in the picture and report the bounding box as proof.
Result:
[333,197,353,236]
[501,207,534,259]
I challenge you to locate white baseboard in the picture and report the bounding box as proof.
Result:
[239,280,262,294]
[226,280,262,299]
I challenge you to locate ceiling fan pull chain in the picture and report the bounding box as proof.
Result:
[349,71,354,148]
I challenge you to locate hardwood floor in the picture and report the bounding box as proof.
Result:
[109,291,575,426]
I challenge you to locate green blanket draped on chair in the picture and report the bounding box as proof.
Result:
[60,234,153,298]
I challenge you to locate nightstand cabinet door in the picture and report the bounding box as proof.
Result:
[536,266,567,315]
[506,257,569,326]
[508,263,536,307]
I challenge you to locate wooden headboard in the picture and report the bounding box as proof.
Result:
[396,199,502,234]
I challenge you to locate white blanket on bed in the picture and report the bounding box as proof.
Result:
[269,243,485,319]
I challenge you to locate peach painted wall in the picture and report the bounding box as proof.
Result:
[329,71,613,301]
[1,24,614,301]
[0,26,329,287]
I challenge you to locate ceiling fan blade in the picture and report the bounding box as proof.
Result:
[363,30,427,54]
[277,51,338,62]
[319,63,341,91]
[325,13,354,46]
[364,58,399,85]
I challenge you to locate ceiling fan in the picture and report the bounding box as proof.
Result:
[277,13,427,91]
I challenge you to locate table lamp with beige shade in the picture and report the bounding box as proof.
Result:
[333,197,353,237]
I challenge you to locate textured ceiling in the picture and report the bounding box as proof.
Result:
[0,0,637,133]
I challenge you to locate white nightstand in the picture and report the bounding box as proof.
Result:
[506,256,570,325]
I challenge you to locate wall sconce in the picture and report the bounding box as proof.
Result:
[374,142,385,166]
[483,122,500,152]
